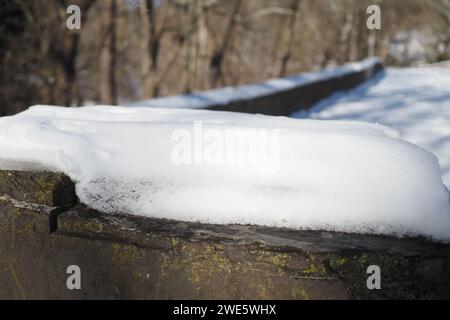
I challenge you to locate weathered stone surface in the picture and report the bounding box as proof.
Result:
[57,205,450,257]
[0,196,55,234]
[0,170,77,207]
[0,170,450,299]
[53,206,450,299]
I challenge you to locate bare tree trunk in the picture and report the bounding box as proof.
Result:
[53,0,96,106]
[143,0,171,97]
[367,0,380,58]
[99,1,111,104]
[367,30,376,57]
[146,0,160,72]
[139,2,151,80]
[339,0,354,62]
[197,0,210,90]
[109,0,118,105]
[354,4,369,61]
[210,0,242,87]
[61,35,79,107]
[185,0,198,93]
[146,0,162,97]
[279,0,300,77]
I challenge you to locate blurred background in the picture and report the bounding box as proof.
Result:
[1,0,449,116]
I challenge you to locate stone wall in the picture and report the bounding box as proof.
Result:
[1,170,449,300]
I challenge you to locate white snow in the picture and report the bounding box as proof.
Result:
[127,58,381,109]
[1,105,450,241]
[293,67,450,189]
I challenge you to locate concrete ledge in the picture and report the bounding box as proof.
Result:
[0,170,449,299]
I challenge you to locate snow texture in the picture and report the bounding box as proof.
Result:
[293,67,450,189]
[1,105,449,241]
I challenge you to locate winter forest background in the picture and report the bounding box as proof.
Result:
[1,0,450,116]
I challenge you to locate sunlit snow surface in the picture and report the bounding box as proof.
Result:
[1,105,449,241]
[293,67,450,189]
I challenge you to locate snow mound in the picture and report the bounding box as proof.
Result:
[293,67,450,189]
[1,105,450,241]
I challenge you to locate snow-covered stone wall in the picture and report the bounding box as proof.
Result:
[1,170,450,299]
[129,58,383,116]
[3,58,450,299]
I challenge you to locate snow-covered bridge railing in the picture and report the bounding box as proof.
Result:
[129,58,384,116]
[2,59,450,300]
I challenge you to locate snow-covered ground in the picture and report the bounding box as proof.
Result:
[1,105,450,241]
[293,67,450,189]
